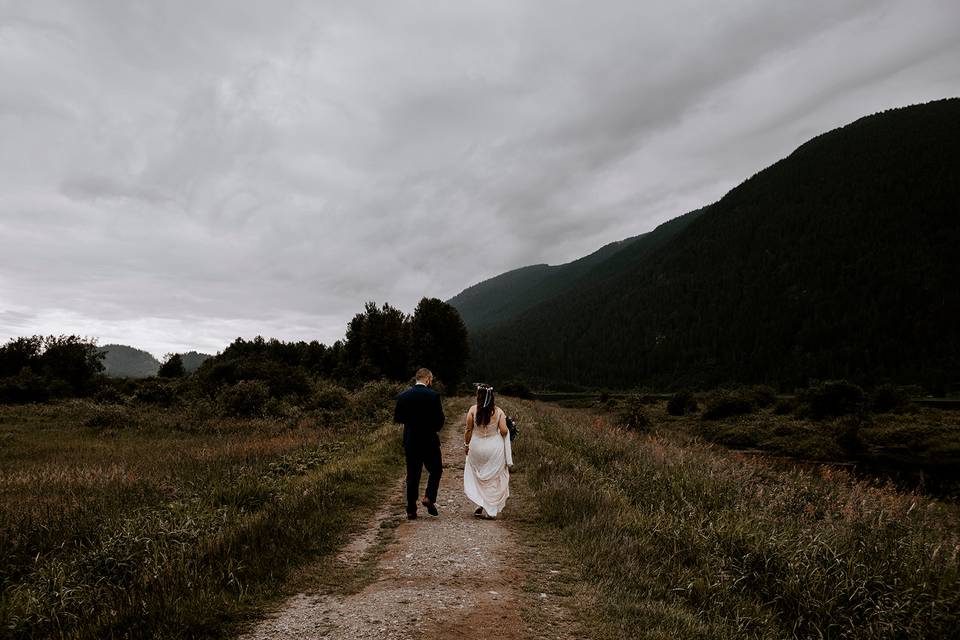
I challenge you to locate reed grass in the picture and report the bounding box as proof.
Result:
[510,400,960,639]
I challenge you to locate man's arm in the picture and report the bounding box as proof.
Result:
[393,393,406,424]
[433,393,445,431]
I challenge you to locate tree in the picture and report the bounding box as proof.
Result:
[37,335,104,395]
[409,298,469,393]
[0,335,103,399]
[344,302,410,381]
[0,336,43,377]
[158,353,186,378]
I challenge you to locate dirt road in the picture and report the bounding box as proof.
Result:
[239,403,581,639]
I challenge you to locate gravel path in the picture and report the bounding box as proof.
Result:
[239,408,579,640]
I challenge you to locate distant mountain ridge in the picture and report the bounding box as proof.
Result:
[451,98,960,391]
[449,207,706,330]
[99,345,212,378]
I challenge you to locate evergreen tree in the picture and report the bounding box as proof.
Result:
[158,353,186,378]
[409,297,469,393]
[344,302,410,381]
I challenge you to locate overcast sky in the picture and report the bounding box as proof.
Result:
[1,1,958,357]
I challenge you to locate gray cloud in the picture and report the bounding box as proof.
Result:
[1,0,958,357]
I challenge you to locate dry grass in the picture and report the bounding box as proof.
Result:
[509,400,960,639]
[0,396,404,639]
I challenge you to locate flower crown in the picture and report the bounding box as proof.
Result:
[474,383,494,408]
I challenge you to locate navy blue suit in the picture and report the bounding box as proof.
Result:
[393,383,445,514]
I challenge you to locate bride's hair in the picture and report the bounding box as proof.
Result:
[475,384,495,426]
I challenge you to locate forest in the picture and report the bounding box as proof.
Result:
[457,98,960,394]
[0,297,469,411]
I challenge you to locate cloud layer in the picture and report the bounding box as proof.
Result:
[1,0,958,356]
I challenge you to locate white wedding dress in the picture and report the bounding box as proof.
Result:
[464,406,513,516]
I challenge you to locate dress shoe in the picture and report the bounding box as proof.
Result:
[421,497,439,517]
[407,512,417,520]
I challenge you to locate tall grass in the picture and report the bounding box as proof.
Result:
[512,401,960,639]
[0,389,404,639]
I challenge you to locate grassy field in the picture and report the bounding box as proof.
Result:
[578,392,960,498]
[0,394,404,639]
[506,399,960,639]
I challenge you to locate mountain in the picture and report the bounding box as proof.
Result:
[455,98,960,392]
[98,346,213,377]
[180,351,212,373]
[449,207,706,330]
[99,345,160,378]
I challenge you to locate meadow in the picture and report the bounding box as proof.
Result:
[3,386,959,639]
[0,386,404,639]
[507,398,960,639]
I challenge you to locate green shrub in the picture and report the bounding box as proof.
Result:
[92,384,127,404]
[499,380,533,399]
[217,380,270,417]
[351,380,401,422]
[666,390,698,416]
[307,380,351,411]
[83,404,134,429]
[132,378,178,406]
[0,367,50,403]
[749,384,777,408]
[799,380,865,420]
[429,379,447,396]
[710,424,761,448]
[617,395,651,430]
[702,389,755,420]
[264,397,303,419]
[870,384,912,414]
[773,398,796,415]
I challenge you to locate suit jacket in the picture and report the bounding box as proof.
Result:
[393,384,445,450]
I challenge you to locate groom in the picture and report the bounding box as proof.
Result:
[393,368,445,519]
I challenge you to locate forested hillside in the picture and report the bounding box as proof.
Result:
[450,208,705,330]
[99,344,161,378]
[461,98,960,392]
[98,346,212,378]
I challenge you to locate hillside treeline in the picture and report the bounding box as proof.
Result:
[466,99,960,393]
[0,297,468,407]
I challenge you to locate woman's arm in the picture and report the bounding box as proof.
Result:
[501,410,513,466]
[464,409,474,455]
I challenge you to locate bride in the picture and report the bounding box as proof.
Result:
[463,384,513,519]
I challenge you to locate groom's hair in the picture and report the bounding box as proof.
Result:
[415,368,432,383]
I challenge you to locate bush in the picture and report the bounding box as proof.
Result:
[92,384,127,404]
[617,395,651,430]
[749,384,777,408]
[0,368,51,403]
[870,384,912,414]
[701,390,755,421]
[429,379,447,397]
[264,397,303,420]
[773,398,797,415]
[834,416,866,457]
[83,404,134,429]
[198,358,312,400]
[799,380,865,420]
[351,380,402,422]
[132,378,178,406]
[667,390,698,416]
[307,380,351,411]
[218,380,270,417]
[499,380,533,399]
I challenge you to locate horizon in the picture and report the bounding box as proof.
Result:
[2,1,958,356]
